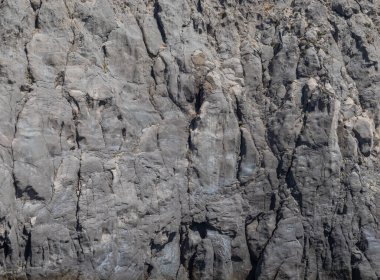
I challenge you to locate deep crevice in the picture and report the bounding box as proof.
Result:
[153,0,167,43]
[0,230,12,259]
[237,128,246,181]
[196,0,203,13]
[23,227,32,265]
[195,86,205,114]
[235,96,246,184]
[34,13,39,29]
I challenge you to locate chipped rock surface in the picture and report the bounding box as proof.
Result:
[0,0,380,279]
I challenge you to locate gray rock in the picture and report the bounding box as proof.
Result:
[0,0,379,279]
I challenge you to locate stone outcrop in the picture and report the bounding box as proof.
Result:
[0,0,379,279]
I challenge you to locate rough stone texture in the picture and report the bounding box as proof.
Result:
[0,0,380,279]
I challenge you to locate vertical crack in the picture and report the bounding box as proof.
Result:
[23,226,32,266]
[24,44,35,85]
[60,1,82,150]
[153,0,167,43]
[196,0,203,13]
[101,45,109,73]
[237,128,245,182]
[194,86,205,114]
[235,96,245,184]
[75,153,84,256]
[34,11,40,29]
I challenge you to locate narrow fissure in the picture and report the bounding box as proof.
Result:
[23,227,32,265]
[194,86,205,114]
[75,154,84,257]
[24,45,35,85]
[235,95,247,186]
[153,0,167,43]
[196,0,203,13]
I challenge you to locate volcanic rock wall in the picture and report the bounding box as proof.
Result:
[0,0,379,279]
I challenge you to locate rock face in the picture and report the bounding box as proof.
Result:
[0,0,380,279]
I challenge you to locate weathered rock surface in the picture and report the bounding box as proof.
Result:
[0,0,379,279]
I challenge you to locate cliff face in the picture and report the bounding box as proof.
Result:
[0,0,379,279]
